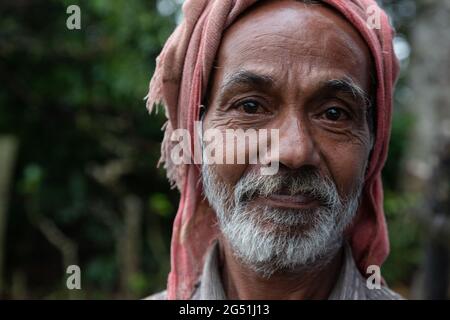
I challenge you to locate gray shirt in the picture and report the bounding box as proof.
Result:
[147,242,403,300]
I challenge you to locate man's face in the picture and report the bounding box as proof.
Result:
[201,0,373,276]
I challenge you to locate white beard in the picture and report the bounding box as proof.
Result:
[201,165,363,278]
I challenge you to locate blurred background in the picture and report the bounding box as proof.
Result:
[0,0,448,299]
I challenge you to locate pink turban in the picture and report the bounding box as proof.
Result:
[146,0,400,299]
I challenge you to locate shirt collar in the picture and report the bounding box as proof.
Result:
[193,241,369,300]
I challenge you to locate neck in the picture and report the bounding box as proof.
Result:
[218,238,344,300]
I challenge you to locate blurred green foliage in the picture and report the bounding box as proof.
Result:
[0,0,422,299]
[1,0,179,299]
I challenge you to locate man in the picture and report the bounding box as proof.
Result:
[146,0,401,300]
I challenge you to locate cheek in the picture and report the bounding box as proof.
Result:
[321,141,370,197]
[202,120,252,189]
[209,163,248,189]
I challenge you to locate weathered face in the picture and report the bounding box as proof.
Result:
[201,0,374,274]
[203,0,373,198]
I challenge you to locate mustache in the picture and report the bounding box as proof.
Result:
[234,168,340,208]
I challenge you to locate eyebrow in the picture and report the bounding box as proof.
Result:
[322,77,372,109]
[217,71,371,108]
[217,70,275,103]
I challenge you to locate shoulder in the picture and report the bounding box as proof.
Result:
[143,290,167,300]
[364,285,405,300]
[342,243,405,300]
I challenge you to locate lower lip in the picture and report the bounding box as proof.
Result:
[256,194,320,209]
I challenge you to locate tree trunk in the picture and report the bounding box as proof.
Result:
[119,195,142,299]
[0,135,18,297]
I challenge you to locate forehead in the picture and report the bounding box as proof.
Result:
[214,0,372,91]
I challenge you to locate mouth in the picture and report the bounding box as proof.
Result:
[255,192,321,209]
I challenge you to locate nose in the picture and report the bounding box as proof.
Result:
[275,113,321,170]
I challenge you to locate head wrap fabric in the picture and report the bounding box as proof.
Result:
[146,0,400,299]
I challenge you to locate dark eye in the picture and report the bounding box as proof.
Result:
[239,101,263,114]
[323,107,349,121]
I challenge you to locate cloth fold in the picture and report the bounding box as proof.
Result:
[146,0,400,300]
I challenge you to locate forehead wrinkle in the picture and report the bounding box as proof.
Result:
[217,2,373,83]
[251,32,360,59]
[224,36,365,72]
[222,4,369,62]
